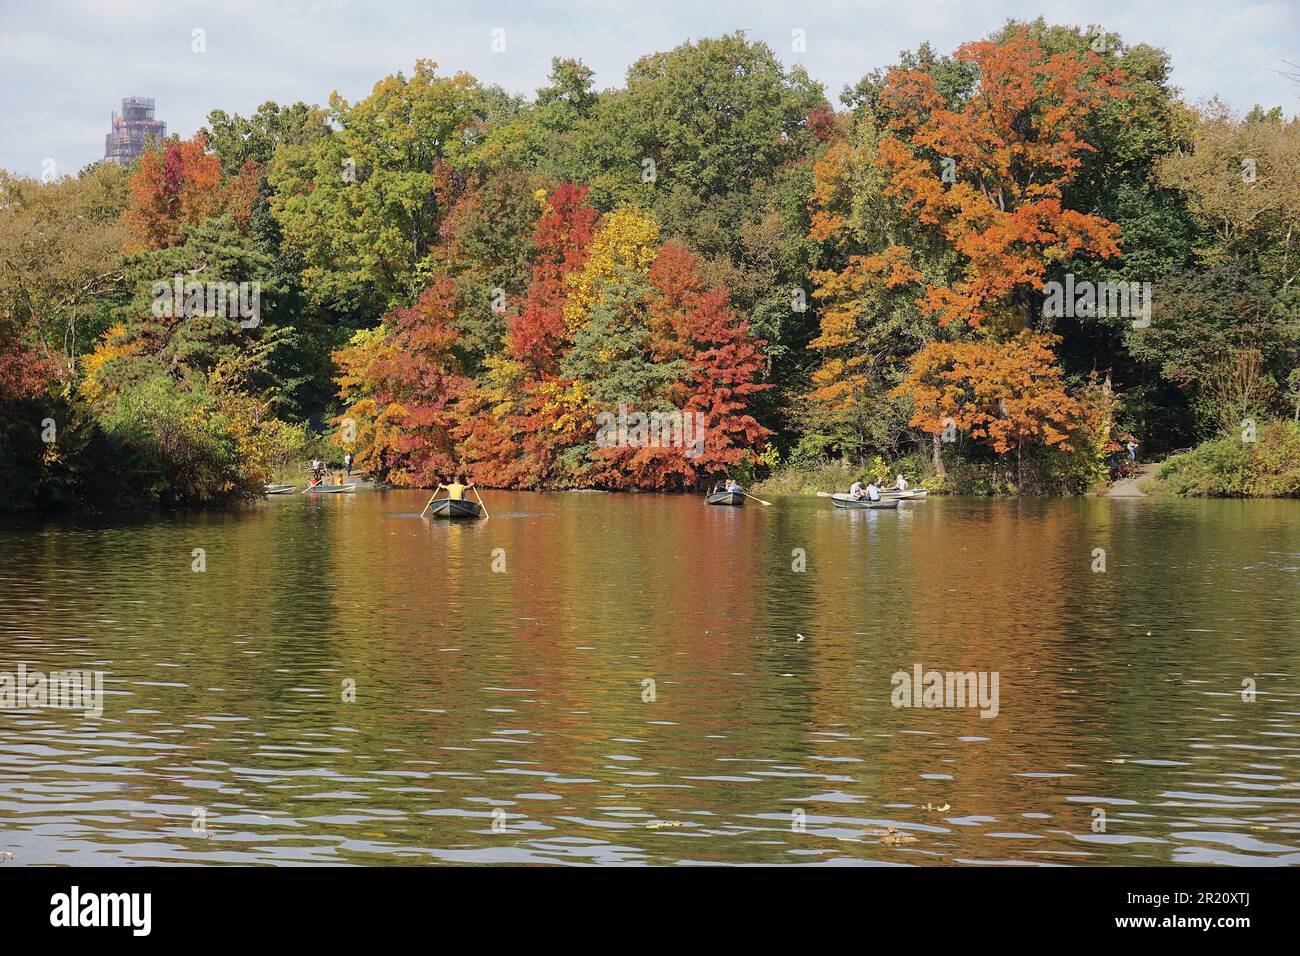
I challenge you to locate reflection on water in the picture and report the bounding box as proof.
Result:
[0,492,1297,865]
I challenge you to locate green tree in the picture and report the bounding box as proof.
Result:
[269,60,491,308]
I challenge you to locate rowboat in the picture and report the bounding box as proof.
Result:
[881,488,928,500]
[829,493,900,510]
[302,482,356,494]
[427,497,483,519]
[264,484,296,495]
[705,491,745,506]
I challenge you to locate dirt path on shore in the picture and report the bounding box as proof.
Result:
[1106,462,1160,497]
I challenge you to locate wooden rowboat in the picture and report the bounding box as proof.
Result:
[829,493,900,510]
[705,491,745,506]
[264,484,296,495]
[302,482,356,494]
[428,497,483,519]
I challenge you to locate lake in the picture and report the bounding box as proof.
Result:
[1,491,1297,865]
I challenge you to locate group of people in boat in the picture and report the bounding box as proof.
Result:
[846,474,909,501]
[309,458,349,487]
[709,478,744,495]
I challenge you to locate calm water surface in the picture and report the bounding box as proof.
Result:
[1,492,1297,866]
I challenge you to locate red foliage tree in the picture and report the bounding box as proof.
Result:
[367,279,470,486]
[460,184,601,488]
[0,329,53,404]
[125,134,257,249]
[507,183,598,375]
[589,243,772,488]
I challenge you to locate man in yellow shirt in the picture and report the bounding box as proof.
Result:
[439,475,471,501]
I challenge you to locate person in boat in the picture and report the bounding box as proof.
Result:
[726,479,742,494]
[310,458,323,486]
[848,479,866,500]
[437,475,473,501]
[895,474,909,492]
[864,480,882,502]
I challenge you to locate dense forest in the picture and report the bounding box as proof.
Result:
[2,20,1298,510]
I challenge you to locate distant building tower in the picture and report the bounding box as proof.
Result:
[103,97,166,166]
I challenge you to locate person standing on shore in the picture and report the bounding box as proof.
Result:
[344,452,353,476]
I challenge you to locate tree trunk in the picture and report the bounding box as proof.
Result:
[931,432,946,478]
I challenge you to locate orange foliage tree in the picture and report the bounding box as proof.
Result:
[125,133,258,249]
[893,332,1081,481]
[874,30,1128,331]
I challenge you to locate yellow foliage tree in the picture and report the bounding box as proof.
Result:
[562,207,659,328]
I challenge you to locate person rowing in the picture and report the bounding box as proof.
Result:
[895,474,909,492]
[437,475,473,501]
[849,479,866,500]
[421,473,489,519]
[726,478,741,494]
[865,480,881,501]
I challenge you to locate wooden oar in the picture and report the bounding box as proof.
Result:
[472,484,490,520]
[739,490,772,506]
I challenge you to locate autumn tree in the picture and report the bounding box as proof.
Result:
[422,165,541,362]
[341,280,470,486]
[456,183,599,487]
[873,29,1128,332]
[643,242,771,482]
[803,110,956,461]
[125,134,258,249]
[894,332,1082,486]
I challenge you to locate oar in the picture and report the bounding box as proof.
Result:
[419,492,438,518]
[472,485,490,521]
[739,491,772,506]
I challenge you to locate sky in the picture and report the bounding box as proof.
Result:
[1,0,1297,178]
